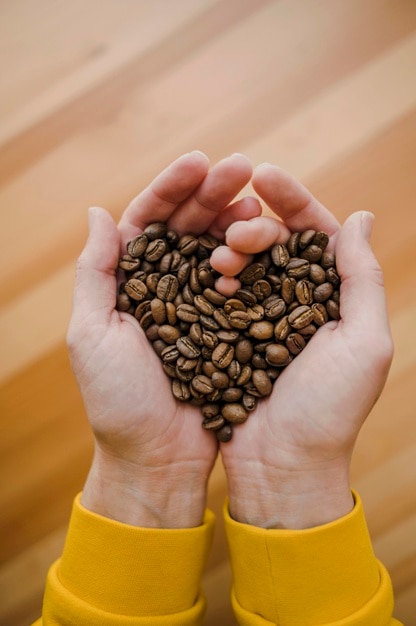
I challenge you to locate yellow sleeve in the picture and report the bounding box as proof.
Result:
[34,493,215,625]
[224,491,402,626]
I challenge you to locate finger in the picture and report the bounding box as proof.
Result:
[225,216,291,253]
[215,276,241,297]
[167,153,252,235]
[118,151,210,241]
[210,245,252,277]
[71,207,120,325]
[336,212,392,342]
[208,196,262,240]
[252,163,340,238]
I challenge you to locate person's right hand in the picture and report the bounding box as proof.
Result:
[212,164,394,529]
[67,152,260,528]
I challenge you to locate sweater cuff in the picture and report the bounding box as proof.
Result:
[43,493,215,624]
[224,490,395,626]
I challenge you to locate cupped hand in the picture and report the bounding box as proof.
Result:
[213,164,394,529]
[67,151,260,527]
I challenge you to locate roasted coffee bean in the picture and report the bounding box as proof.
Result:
[227,359,241,380]
[177,262,191,286]
[281,277,296,304]
[235,339,254,363]
[252,279,272,300]
[252,369,273,396]
[157,325,180,344]
[119,254,141,272]
[165,302,177,325]
[264,296,286,320]
[176,304,200,323]
[202,403,221,419]
[182,283,195,305]
[321,251,335,269]
[265,343,291,366]
[145,238,168,262]
[172,379,191,401]
[249,321,274,340]
[194,294,215,316]
[271,244,290,267]
[236,364,252,386]
[222,387,243,402]
[313,282,334,303]
[212,372,229,389]
[153,339,168,357]
[326,299,340,320]
[229,310,251,330]
[146,273,161,293]
[309,264,326,284]
[161,345,180,363]
[273,315,291,341]
[203,361,220,377]
[157,274,179,301]
[200,314,221,332]
[300,244,322,263]
[236,288,257,306]
[221,403,248,424]
[267,274,282,292]
[178,234,199,256]
[326,267,340,286]
[117,292,131,311]
[216,424,233,442]
[311,302,328,326]
[212,342,235,369]
[217,330,240,343]
[176,336,201,358]
[224,298,246,314]
[312,231,329,250]
[124,278,148,301]
[202,330,219,349]
[298,324,317,337]
[213,308,232,330]
[127,234,149,257]
[163,362,177,378]
[202,415,225,431]
[299,229,316,249]
[242,394,257,412]
[177,356,198,371]
[189,322,204,346]
[203,288,227,306]
[135,300,152,320]
[199,233,219,250]
[286,258,310,279]
[286,332,306,355]
[247,304,264,321]
[239,262,266,284]
[192,375,214,395]
[286,232,300,256]
[198,267,215,288]
[252,354,267,369]
[144,222,167,240]
[295,279,313,305]
[189,267,202,294]
[288,305,314,329]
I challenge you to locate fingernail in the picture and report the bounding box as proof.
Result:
[360,211,375,242]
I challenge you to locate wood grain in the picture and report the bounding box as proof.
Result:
[0,1,415,623]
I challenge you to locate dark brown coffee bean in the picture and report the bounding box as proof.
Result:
[216,424,233,442]
[144,222,167,240]
[202,330,219,349]
[252,369,273,396]
[247,304,264,322]
[157,325,180,344]
[274,316,291,341]
[224,298,246,314]
[326,267,340,286]
[177,356,198,371]
[194,295,215,316]
[266,367,280,381]
[178,234,199,256]
[158,252,173,274]
[252,353,267,369]
[312,231,329,250]
[202,415,225,431]
[311,302,328,326]
[145,324,160,341]
[200,314,221,331]
[326,299,340,320]
[239,262,266,284]
[309,264,326,284]
[213,308,232,330]
[192,375,214,395]
[176,336,201,358]
[124,278,148,301]
[286,258,310,279]
[145,273,160,293]
[264,296,286,320]
[222,387,244,402]
[119,255,141,272]
[248,321,274,340]
[299,229,316,249]
[286,332,306,355]
[236,289,257,306]
[172,379,191,401]
[189,322,203,346]
[117,292,131,311]
[265,343,291,366]
[157,274,179,301]
[267,274,282,292]
[281,276,296,304]
[212,342,235,369]
[161,345,180,363]
[211,372,229,389]
[176,303,200,323]
[203,361,220,377]
[227,360,241,380]
[163,362,177,378]
[202,403,221,419]
[217,330,240,343]
[229,310,251,330]
[189,267,202,294]
[145,238,168,262]
[271,244,290,267]
[134,300,152,320]
[165,229,179,246]
[152,339,168,357]
[140,260,155,274]
[295,279,313,305]
[242,394,257,412]
[236,364,252,386]
[127,233,149,258]
[198,267,215,288]
[182,283,195,305]
[288,305,314,329]
[198,233,219,250]
[313,282,334,303]
[235,339,254,364]
[221,403,248,424]
[286,232,300,256]
[300,244,322,263]
[298,324,317,337]
[252,279,272,300]
[203,288,227,306]
[321,251,335,269]
[332,290,340,304]
[177,262,191,286]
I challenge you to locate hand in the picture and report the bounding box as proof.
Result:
[67,151,260,527]
[213,164,394,529]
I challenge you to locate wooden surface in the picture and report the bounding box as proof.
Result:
[1,1,416,624]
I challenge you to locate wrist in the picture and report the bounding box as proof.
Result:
[81,447,208,528]
[226,457,354,529]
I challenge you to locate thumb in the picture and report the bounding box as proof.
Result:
[335,211,391,340]
[70,207,121,326]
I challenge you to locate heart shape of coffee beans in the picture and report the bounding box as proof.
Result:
[117,222,340,442]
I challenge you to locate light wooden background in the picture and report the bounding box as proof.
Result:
[1,1,416,624]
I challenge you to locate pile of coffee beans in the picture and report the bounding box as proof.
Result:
[117,222,340,442]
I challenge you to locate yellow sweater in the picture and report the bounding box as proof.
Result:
[33,492,402,625]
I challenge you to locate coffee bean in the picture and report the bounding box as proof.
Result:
[309,264,326,284]
[274,316,291,341]
[213,308,232,330]
[247,304,264,322]
[286,232,300,256]
[177,356,198,371]
[235,339,254,363]
[194,294,215,316]
[313,282,334,303]
[264,296,286,320]
[224,298,246,314]
[326,267,340,286]
[236,289,257,306]
[176,336,201,359]
[189,267,203,294]
[202,415,225,431]
[145,238,168,262]
[286,332,306,355]
[161,345,180,363]
[321,251,335,269]
[265,343,291,366]
[286,258,310,279]
[144,222,168,240]
[236,364,252,386]
[271,244,290,267]
[227,360,241,380]
[158,325,181,344]
[281,276,296,304]
[117,292,131,311]
[176,304,200,323]
[239,262,266,284]
[300,244,322,263]
[157,274,179,301]
[249,321,274,340]
[288,305,314,329]
[212,372,229,389]
[311,302,328,326]
[221,403,248,424]
[119,254,141,272]
[198,267,215,288]
[229,310,251,330]
[252,279,272,300]
[299,229,316,249]
[326,299,340,320]
[252,369,273,396]
[216,424,233,442]
[222,387,243,402]
[295,279,313,305]
[192,375,214,395]
[217,330,240,343]
[124,278,148,301]
[242,394,257,411]
[203,288,227,306]
[178,234,199,256]
[202,330,219,349]
[212,343,235,369]
[172,379,191,401]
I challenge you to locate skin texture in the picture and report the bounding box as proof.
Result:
[68,154,394,530]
